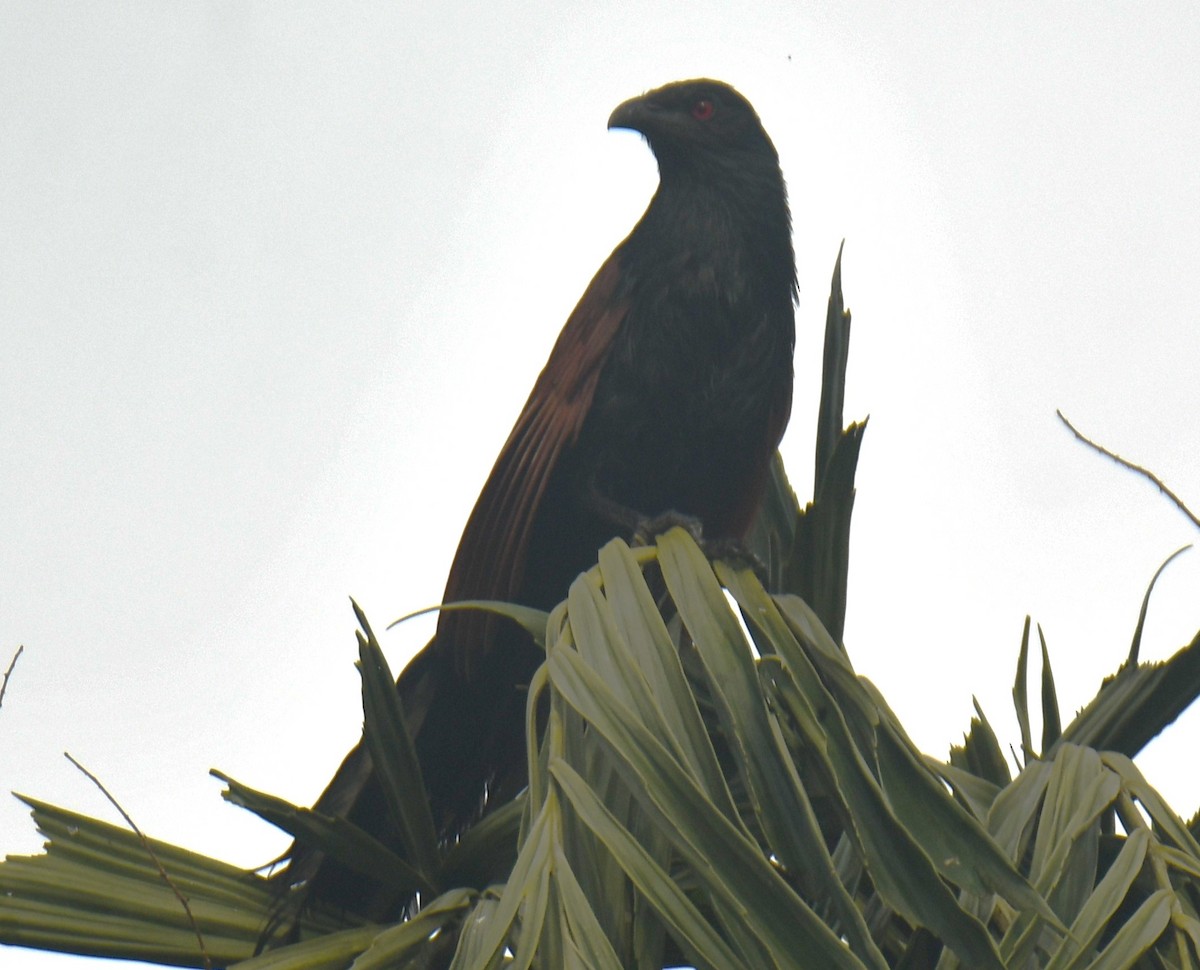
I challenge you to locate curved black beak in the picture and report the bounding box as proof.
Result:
[607,94,655,133]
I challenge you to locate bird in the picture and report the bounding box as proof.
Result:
[278,77,797,923]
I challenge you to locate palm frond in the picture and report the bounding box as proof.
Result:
[3,247,1199,969]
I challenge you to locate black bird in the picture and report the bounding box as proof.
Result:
[281,77,796,920]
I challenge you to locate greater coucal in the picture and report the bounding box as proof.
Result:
[279,77,796,920]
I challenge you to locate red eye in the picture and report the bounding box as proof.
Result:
[691,99,715,121]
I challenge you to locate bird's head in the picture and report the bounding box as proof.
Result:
[607,78,780,178]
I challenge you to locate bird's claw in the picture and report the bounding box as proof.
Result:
[631,510,705,547]
[629,517,767,582]
[699,538,769,582]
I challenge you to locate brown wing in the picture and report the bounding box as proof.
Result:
[439,253,629,676]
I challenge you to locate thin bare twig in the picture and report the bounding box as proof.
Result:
[0,645,24,711]
[65,752,212,970]
[1057,410,1200,532]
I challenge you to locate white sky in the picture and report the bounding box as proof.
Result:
[2,4,1198,968]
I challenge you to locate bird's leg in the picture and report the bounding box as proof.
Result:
[633,520,768,590]
[581,484,764,578]
[581,484,644,535]
[581,480,705,547]
[630,510,706,547]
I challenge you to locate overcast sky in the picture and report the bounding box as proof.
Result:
[3,4,1199,968]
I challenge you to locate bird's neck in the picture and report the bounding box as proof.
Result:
[633,166,795,297]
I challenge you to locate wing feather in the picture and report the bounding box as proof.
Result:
[439,254,629,675]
